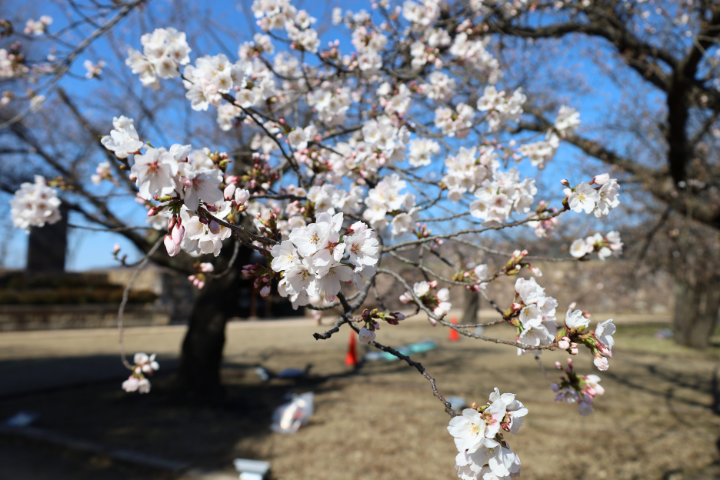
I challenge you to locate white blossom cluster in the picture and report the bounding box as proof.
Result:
[100,116,144,159]
[469,168,537,223]
[306,83,352,126]
[10,175,62,231]
[99,116,241,258]
[399,280,452,324]
[566,174,620,218]
[435,103,475,137]
[126,28,191,90]
[24,16,52,35]
[122,353,159,394]
[448,389,526,480]
[552,369,604,417]
[443,146,499,202]
[449,33,502,83]
[514,277,558,355]
[420,71,457,101]
[477,86,526,131]
[363,174,417,236]
[518,106,580,169]
[570,231,623,260]
[183,54,249,110]
[561,310,616,371]
[270,213,379,307]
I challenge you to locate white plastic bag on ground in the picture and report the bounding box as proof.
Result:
[233,458,270,480]
[270,392,314,434]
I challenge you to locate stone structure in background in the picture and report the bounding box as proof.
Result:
[26,205,68,273]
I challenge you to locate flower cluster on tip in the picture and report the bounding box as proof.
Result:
[551,358,604,416]
[557,308,616,371]
[570,231,623,260]
[448,388,527,480]
[357,308,405,344]
[563,173,620,218]
[122,353,159,394]
[399,280,451,325]
[10,175,62,232]
[264,213,379,308]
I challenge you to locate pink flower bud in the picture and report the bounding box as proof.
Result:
[208,220,220,235]
[558,336,571,349]
[570,347,579,355]
[197,281,205,289]
[260,285,271,297]
[164,235,180,257]
[511,302,523,311]
[560,179,570,187]
[129,173,137,181]
[224,183,236,200]
[550,383,560,392]
[112,244,121,255]
[428,280,438,289]
[554,361,562,369]
[168,217,177,231]
[147,207,158,217]
[596,341,613,359]
[591,173,610,185]
[172,225,185,245]
[593,356,609,371]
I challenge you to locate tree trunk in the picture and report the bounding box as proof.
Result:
[177,269,240,396]
[176,243,254,396]
[462,288,480,325]
[673,277,720,349]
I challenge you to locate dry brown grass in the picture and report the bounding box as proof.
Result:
[0,318,718,480]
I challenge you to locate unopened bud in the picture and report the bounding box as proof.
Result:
[260,285,271,296]
[112,243,121,255]
[224,183,236,200]
[129,173,137,181]
[591,173,610,186]
[529,266,542,277]
[164,235,180,257]
[560,179,570,187]
[208,220,220,235]
[172,225,185,245]
[554,361,562,369]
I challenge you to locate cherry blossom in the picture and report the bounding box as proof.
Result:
[10,175,62,231]
[449,389,525,480]
[101,116,144,160]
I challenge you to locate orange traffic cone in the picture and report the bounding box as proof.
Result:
[448,317,460,342]
[345,330,358,366]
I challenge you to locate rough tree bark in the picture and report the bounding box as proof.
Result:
[462,288,480,325]
[673,277,720,349]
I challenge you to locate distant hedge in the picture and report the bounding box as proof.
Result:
[0,288,157,305]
